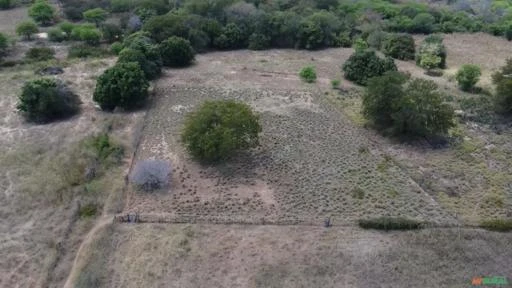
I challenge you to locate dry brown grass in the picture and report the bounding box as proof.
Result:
[103,224,512,288]
[0,57,143,287]
[0,7,29,36]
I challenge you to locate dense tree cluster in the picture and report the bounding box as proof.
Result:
[363,72,455,137]
[342,50,397,86]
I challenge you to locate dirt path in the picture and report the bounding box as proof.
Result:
[62,216,112,288]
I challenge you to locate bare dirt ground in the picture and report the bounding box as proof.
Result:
[103,224,512,288]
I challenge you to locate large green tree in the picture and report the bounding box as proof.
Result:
[182,100,261,162]
[29,0,56,25]
[93,62,149,111]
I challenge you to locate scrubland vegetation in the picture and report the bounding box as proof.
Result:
[0,0,511,287]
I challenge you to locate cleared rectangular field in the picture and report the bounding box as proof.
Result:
[103,224,512,288]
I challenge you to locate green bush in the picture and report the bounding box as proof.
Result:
[48,28,66,42]
[93,62,149,111]
[110,41,123,55]
[299,66,317,83]
[25,47,55,62]
[248,33,270,50]
[159,36,195,67]
[29,0,56,25]
[117,47,160,80]
[358,217,423,230]
[352,37,368,52]
[479,219,512,232]
[416,35,446,69]
[0,32,8,58]
[17,78,80,123]
[78,203,98,218]
[492,58,512,114]
[101,23,123,43]
[121,31,162,76]
[0,0,12,10]
[16,21,39,40]
[83,8,108,26]
[71,25,102,46]
[411,12,435,34]
[456,64,481,92]
[110,0,132,12]
[68,44,110,58]
[182,100,261,162]
[331,79,340,89]
[364,74,455,137]
[366,30,387,50]
[214,23,244,50]
[59,21,75,37]
[342,50,397,86]
[382,33,415,60]
[363,71,408,128]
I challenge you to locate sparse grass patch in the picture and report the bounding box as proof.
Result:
[480,219,512,232]
[351,187,365,199]
[358,217,423,230]
[78,203,98,218]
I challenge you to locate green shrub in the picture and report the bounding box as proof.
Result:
[88,133,124,163]
[411,12,435,34]
[358,217,423,230]
[16,21,39,40]
[110,41,123,55]
[0,0,12,10]
[299,66,317,83]
[479,219,512,232]
[159,36,195,67]
[364,72,455,137]
[248,33,270,50]
[83,8,108,26]
[214,23,244,50]
[352,37,368,52]
[17,78,80,123]
[93,62,149,111]
[25,47,55,62]
[121,31,162,76]
[366,30,387,50]
[342,50,397,86]
[71,25,102,46]
[456,64,481,92]
[0,32,8,58]
[182,100,261,162]
[117,48,160,80]
[382,33,415,60]
[331,79,340,89]
[29,0,56,25]
[336,31,352,47]
[78,203,98,218]
[68,44,110,58]
[416,35,446,69]
[110,0,132,12]
[101,23,122,43]
[48,28,66,42]
[492,58,512,114]
[363,71,408,128]
[59,21,75,36]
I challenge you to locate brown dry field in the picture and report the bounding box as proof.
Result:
[0,58,144,288]
[101,224,512,288]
